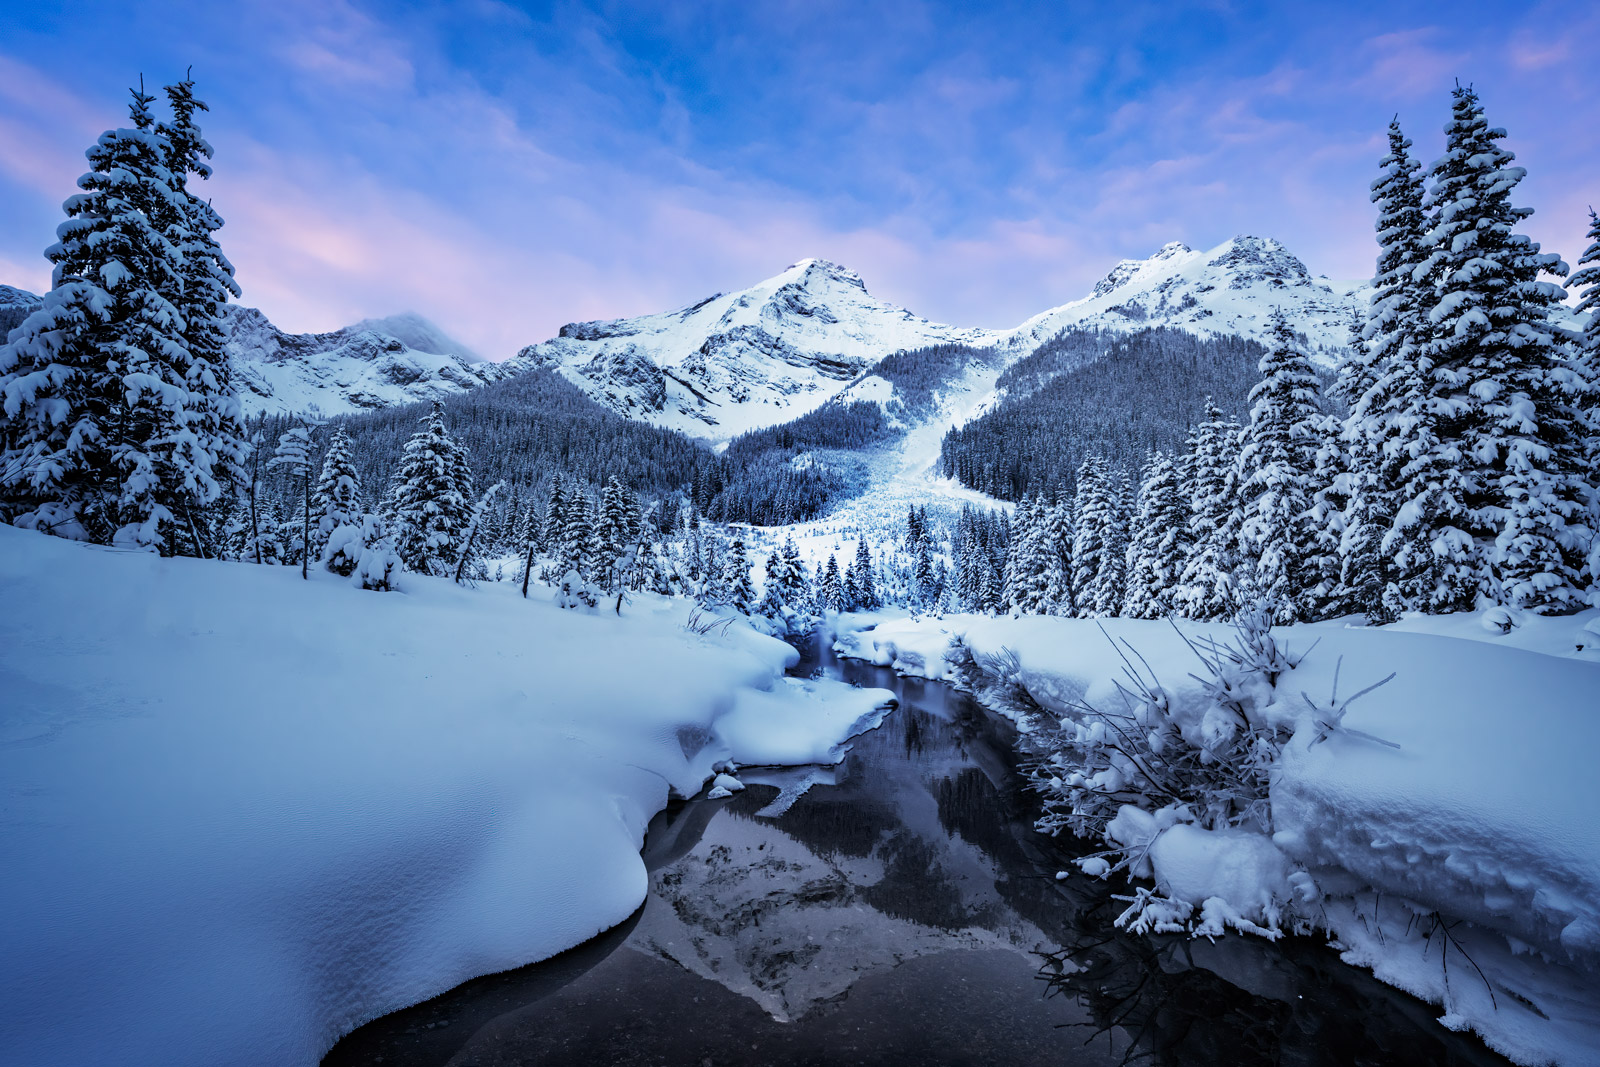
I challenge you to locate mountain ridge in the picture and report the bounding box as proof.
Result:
[514,236,1369,443]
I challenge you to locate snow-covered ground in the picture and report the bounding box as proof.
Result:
[0,526,892,1067]
[835,609,1600,1065]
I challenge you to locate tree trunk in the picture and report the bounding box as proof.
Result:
[521,540,536,598]
[301,474,310,580]
[248,470,262,566]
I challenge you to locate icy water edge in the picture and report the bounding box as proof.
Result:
[323,632,1510,1067]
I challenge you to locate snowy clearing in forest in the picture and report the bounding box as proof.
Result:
[836,609,1600,1065]
[0,526,891,1067]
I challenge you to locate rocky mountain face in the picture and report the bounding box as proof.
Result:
[516,237,1368,443]
[0,285,42,340]
[509,258,994,442]
[3,236,1376,429]
[218,306,507,416]
[0,285,498,417]
[1003,236,1366,359]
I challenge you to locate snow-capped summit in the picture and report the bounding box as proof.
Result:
[511,236,1366,443]
[219,306,509,416]
[512,258,993,442]
[0,284,42,339]
[1005,235,1366,359]
[0,283,504,417]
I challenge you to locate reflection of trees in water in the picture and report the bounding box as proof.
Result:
[1036,894,1511,1067]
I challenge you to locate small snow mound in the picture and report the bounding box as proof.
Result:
[1480,606,1521,634]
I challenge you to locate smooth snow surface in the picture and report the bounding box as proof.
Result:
[837,610,1600,1065]
[0,526,890,1067]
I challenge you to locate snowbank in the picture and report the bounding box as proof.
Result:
[0,526,891,1067]
[836,611,1600,1064]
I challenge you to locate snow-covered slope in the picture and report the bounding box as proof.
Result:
[0,284,42,339]
[511,238,1365,444]
[510,258,997,441]
[220,306,509,417]
[1003,236,1365,360]
[0,525,894,1067]
[1,285,502,417]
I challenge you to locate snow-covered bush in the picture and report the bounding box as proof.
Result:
[325,513,401,591]
[949,605,1388,940]
[556,568,598,610]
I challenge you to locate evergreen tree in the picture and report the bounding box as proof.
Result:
[817,553,845,613]
[156,75,248,550]
[1122,451,1189,618]
[1040,493,1076,616]
[593,476,631,594]
[779,536,810,607]
[313,427,364,576]
[0,85,191,549]
[540,475,567,556]
[1235,310,1324,623]
[852,537,878,611]
[386,401,474,577]
[560,491,596,581]
[1006,497,1053,615]
[269,425,316,580]
[1176,401,1243,619]
[1566,208,1600,601]
[724,537,756,614]
[1405,85,1589,611]
[1071,456,1125,617]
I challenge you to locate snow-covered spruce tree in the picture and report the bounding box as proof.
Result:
[1122,451,1190,619]
[1568,208,1600,601]
[757,550,789,627]
[817,553,845,614]
[269,426,316,580]
[1234,311,1324,624]
[387,402,474,578]
[1334,121,1430,621]
[1407,85,1590,612]
[540,476,567,558]
[853,537,878,611]
[593,476,632,594]
[1040,493,1075,616]
[559,490,595,581]
[724,537,756,614]
[312,427,363,575]
[1175,401,1243,620]
[1071,455,1126,617]
[0,85,193,549]
[155,75,247,552]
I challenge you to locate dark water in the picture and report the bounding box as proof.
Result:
[324,635,1509,1067]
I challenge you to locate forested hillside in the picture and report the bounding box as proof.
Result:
[695,400,899,525]
[252,367,709,510]
[940,327,1271,500]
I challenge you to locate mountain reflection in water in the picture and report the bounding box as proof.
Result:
[324,634,1509,1067]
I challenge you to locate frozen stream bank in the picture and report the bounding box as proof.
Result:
[325,634,1512,1067]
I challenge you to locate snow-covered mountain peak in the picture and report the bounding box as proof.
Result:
[1006,235,1365,359]
[514,258,994,442]
[217,305,509,416]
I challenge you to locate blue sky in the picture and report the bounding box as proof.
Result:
[1,0,1593,357]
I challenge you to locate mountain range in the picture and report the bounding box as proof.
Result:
[515,235,1367,442]
[2,235,1366,430]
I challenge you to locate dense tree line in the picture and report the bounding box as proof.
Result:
[939,328,1270,501]
[695,399,898,525]
[960,86,1599,623]
[871,342,1000,417]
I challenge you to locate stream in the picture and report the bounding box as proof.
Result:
[324,632,1511,1066]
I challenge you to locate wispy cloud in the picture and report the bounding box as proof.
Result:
[0,1,1593,356]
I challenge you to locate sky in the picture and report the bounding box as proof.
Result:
[0,0,1594,359]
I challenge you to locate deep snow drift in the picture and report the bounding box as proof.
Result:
[836,610,1600,1065]
[0,526,891,1067]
